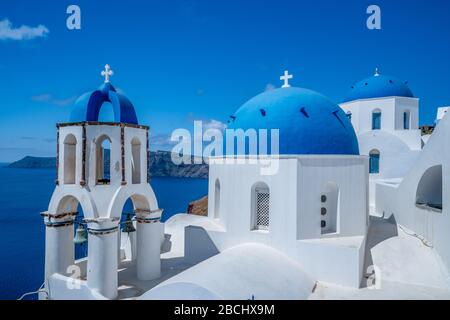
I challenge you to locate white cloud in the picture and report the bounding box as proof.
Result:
[151,133,176,151]
[203,119,227,132]
[0,19,49,41]
[31,94,77,107]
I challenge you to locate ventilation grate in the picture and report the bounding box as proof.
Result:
[256,190,270,229]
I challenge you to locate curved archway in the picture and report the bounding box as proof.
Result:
[96,135,112,185]
[416,165,442,211]
[55,195,89,260]
[48,189,96,219]
[82,85,138,125]
[214,179,221,219]
[98,101,115,122]
[369,149,380,174]
[63,134,77,184]
[372,109,381,130]
[131,137,142,184]
[251,182,270,231]
[109,187,159,219]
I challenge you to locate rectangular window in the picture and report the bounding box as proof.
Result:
[369,154,380,174]
[255,189,270,230]
[403,112,410,130]
[372,112,381,130]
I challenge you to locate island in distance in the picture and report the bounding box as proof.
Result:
[7,150,209,179]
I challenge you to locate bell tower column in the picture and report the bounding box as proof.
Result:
[135,209,163,280]
[86,217,120,299]
[41,211,77,287]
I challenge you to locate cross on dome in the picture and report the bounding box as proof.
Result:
[374,67,380,77]
[280,70,293,88]
[101,64,114,83]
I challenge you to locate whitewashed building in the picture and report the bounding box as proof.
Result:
[339,70,423,207]
[41,65,163,299]
[38,68,450,300]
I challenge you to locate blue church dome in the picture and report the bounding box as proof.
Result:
[69,82,138,125]
[227,87,359,155]
[343,72,414,102]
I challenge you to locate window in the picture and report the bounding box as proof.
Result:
[372,109,381,130]
[369,149,380,174]
[214,179,220,219]
[96,135,111,184]
[403,111,410,130]
[131,137,141,184]
[63,134,77,184]
[98,102,115,122]
[321,182,340,235]
[252,183,270,230]
[416,165,442,212]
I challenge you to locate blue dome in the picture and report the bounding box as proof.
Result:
[343,74,414,102]
[69,82,138,124]
[227,87,359,155]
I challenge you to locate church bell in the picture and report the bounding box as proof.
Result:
[122,214,136,233]
[73,224,88,245]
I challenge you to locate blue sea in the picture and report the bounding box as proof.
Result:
[0,166,208,300]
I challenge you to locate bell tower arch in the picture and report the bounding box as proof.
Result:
[42,65,163,300]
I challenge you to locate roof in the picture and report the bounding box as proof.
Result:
[343,74,414,102]
[226,87,359,155]
[69,83,138,124]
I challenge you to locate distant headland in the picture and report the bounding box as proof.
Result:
[7,151,208,179]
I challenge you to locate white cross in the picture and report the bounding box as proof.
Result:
[101,64,114,83]
[374,67,380,77]
[280,70,293,88]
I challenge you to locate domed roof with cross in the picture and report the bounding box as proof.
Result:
[69,65,139,125]
[226,71,359,155]
[343,69,414,102]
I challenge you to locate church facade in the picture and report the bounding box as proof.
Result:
[40,66,450,300]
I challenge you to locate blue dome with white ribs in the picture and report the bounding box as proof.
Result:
[343,73,414,102]
[69,82,138,125]
[227,87,359,155]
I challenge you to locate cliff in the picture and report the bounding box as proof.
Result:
[7,151,209,179]
[187,195,208,216]
[8,156,56,169]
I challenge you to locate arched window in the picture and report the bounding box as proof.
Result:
[369,149,380,174]
[403,111,410,130]
[321,182,340,235]
[56,195,87,261]
[416,165,442,211]
[214,179,221,219]
[96,135,111,185]
[64,134,77,184]
[98,102,115,122]
[372,109,381,130]
[251,182,270,230]
[131,137,141,184]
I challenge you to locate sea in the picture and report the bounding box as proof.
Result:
[0,165,208,300]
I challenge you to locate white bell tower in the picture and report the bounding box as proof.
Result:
[41,65,163,299]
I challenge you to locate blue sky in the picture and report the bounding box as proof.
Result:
[1,0,450,162]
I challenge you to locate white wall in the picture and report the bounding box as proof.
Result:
[203,155,369,287]
[51,124,158,219]
[375,110,450,273]
[46,123,162,299]
[340,97,419,134]
[297,157,368,239]
[340,97,422,193]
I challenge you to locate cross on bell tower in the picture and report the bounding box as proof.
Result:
[101,64,114,83]
[280,70,293,88]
